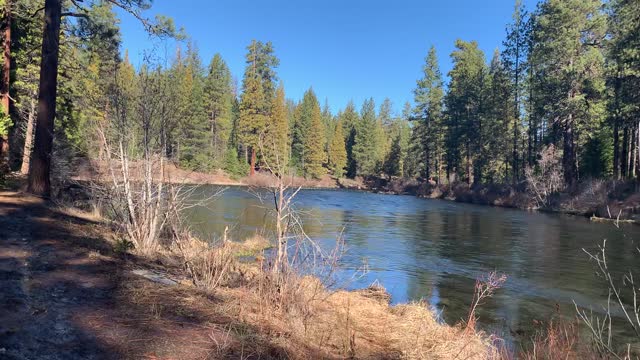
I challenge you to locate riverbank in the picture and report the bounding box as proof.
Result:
[69,158,640,223]
[0,189,500,359]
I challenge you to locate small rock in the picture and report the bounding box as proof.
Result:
[132,269,178,286]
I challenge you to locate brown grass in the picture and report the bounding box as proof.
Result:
[154,230,499,359]
[521,320,596,360]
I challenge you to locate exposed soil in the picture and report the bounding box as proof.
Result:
[0,191,227,359]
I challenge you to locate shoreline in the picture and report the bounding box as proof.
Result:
[0,189,500,359]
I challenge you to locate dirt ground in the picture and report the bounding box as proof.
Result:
[0,191,235,359]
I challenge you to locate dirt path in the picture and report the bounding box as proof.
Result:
[0,192,121,359]
[0,191,257,360]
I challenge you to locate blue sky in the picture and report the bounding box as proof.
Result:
[117,0,537,116]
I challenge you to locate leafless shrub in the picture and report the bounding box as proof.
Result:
[466,271,507,333]
[576,238,640,359]
[91,57,206,257]
[522,319,587,360]
[525,145,564,208]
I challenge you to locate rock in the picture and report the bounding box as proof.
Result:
[131,269,178,286]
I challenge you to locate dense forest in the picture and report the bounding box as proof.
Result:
[0,0,638,196]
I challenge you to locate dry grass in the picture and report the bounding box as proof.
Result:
[521,320,596,360]
[214,272,498,359]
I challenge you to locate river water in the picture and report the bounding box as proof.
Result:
[184,186,639,349]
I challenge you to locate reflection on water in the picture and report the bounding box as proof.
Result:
[184,186,639,348]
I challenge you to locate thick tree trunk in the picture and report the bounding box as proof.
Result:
[27,0,62,197]
[20,99,36,174]
[249,146,256,176]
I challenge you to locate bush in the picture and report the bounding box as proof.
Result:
[223,148,249,179]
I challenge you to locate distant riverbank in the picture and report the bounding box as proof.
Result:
[70,158,640,224]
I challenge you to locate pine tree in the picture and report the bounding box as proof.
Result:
[486,49,513,182]
[239,41,272,175]
[531,0,606,186]
[413,45,445,181]
[204,53,233,164]
[353,98,380,177]
[502,0,531,179]
[608,0,640,179]
[383,132,403,178]
[291,88,320,172]
[304,96,325,179]
[262,85,289,171]
[340,100,359,178]
[444,40,488,184]
[176,44,210,171]
[328,120,347,178]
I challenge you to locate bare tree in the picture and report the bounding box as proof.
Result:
[94,60,174,256]
[525,145,564,208]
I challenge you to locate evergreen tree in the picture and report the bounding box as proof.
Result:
[413,45,445,181]
[608,0,640,179]
[291,88,320,172]
[262,85,289,171]
[304,95,325,179]
[339,100,359,178]
[176,44,210,171]
[531,0,606,186]
[444,40,488,184]
[204,53,233,164]
[502,0,531,179]
[328,120,347,178]
[383,132,404,178]
[486,49,513,182]
[239,40,276,175]
[353,98,380,176]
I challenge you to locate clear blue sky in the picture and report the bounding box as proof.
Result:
[117,0,537,116]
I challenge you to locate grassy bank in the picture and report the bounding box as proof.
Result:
[0,189,502,359]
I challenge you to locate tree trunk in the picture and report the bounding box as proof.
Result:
[622,127,629,178]
[636,121,640,180]
[20,99,36,174]
[0,0,11,162]
[563,115,577,187]
[27,0,62,197]
[249,146,256,176]
[613,115,620,180]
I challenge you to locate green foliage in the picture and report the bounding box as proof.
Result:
[238,40,278,171]
[261,85,289,171]
[223,148,249,179]
[412,46,445,180]
[339,101,359,178]
[328,121,347,178]
[352,98,382,177]
[444,40,489,184]
[205,53,234,163]
[303,94,326,179]
[114,237,135,255]
[383,133,404,178]
[531,0,606,185]
[0,109,9,137]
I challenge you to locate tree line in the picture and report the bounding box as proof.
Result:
[0,0,638,196]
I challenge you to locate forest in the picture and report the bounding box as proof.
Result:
[0,0,638,197]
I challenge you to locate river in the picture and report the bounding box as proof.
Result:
[184,186,639,349]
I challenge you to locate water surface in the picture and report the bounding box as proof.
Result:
[185,186,639,348]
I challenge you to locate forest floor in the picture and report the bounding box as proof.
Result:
[0,186,497,359]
